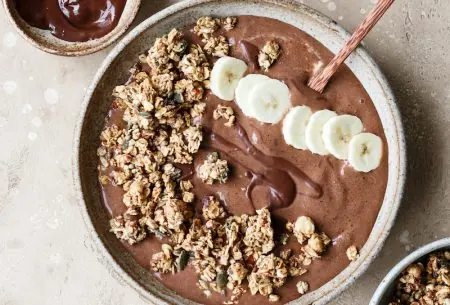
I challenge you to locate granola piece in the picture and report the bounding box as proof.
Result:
[227,262,248,286]
[179,44,211,81]
[258,41,281,71]
[146,28,188,74]
[248,254,288,296]
[203,36,230,57]
[293,216,315,243]
[202,196,227,221]
[287,254,308,277]
[213,105,236,127]
[151,244,176,273]
[346,245,359,261]
[151,72,177,96]
[296,280,309,295]
[183,125,203,154]
[197,152,229,184]
[243,208,275,260]
[221,17,237,31]
[302,232,331,259]
[109,207,147,245]
[193,16,219,39]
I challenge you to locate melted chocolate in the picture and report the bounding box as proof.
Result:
[204,123,322,210]
[15,0,126,42]
[239,40,260,69]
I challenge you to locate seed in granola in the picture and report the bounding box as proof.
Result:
[258,40,281,71]
[346,245,359,261]
[217,270,228,289]
[197,152,229,184]
[176,250,190,271]
[296,281,309,295]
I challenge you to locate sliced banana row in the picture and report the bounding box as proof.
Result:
[209,56,382,172]
[282,106,383,173]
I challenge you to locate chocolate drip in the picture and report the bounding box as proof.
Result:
[245,169,296,210]
[239,40,260,69]
[204,123,322,210]
[15,0,126,42]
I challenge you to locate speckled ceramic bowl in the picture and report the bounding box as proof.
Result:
[370,238,450,305]
[73,0,406,304]
[2,0,141,56]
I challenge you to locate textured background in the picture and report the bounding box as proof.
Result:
[1,0,449,304]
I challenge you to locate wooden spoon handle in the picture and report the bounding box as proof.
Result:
[308,0,395,93]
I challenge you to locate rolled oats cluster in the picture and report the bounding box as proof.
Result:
[193,16,238,58]
[197,152,229,185]
[98,17,332,304]
[99,27,209,246]
[258,40,281,71]
[389,250,450,305]
[213,104,236,127]
[287,216,332,264]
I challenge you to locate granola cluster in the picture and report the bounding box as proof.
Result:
[213,104,236,127]
[389,250,450,305]
[193,16,236,58]
[287,216,332,263]
[258,40,281,71]
[99,27,210,246]
[197,152,229,185]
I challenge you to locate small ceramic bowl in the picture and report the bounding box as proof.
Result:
[73,0,406,304]
[370,237,450,305]
[2,0,141,56]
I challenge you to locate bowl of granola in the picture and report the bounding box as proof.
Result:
[73,0,405,304]
[370,238,450,305]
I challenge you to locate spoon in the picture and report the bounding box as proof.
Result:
[308,0,395,93]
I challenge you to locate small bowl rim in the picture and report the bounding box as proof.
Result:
[370,237,450,305]
[1,0,142,57]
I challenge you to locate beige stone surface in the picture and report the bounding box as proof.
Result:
[0,0,449,304]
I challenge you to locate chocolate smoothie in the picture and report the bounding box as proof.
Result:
[99,16,388,304]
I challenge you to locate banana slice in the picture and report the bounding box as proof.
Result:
[322,115,363,160]
[235,74,270,117]
[282,106,312,150]
[348,133,383,172]
[305,109,337,155]
[247,79,291,124]
[210,56,248,101]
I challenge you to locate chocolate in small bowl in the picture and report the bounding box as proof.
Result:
[2,0,141,56]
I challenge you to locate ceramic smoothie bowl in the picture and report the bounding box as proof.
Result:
[73,0,406,304]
